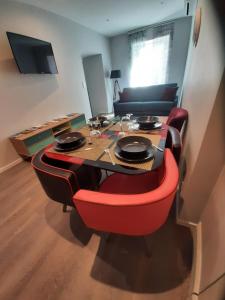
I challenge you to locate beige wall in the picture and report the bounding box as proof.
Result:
[200,165,225,292]
[180,0,225,223]
[0,0,112,171]
[191,274,225,300]
[180,0,225,298]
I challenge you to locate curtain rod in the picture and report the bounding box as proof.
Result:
[128,18,177,35]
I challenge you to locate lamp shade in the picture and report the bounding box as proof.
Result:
[110,70,121,79]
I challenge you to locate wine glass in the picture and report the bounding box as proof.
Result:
[87,119,94,144]
[118,116,126,136]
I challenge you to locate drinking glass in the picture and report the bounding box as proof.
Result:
[127,116,139,132]
[118,116,126,136]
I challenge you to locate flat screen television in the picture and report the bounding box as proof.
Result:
[6,32,58,74]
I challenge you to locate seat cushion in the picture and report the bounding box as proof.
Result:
[119,91,129,102]
[161,86,179,101]
[113,100,177,116]
[99,170,162,195]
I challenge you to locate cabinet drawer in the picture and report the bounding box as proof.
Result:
[25,130,54,155]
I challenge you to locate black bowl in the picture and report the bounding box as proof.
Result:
[137,116,159,129]
[114,146,154,163]
[54,138,86,152]
[55,132,84,146]
[116,136,152,159]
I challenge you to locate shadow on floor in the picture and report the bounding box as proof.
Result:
[45,201,193,294]
[44,201,93,247]
[90,217,193,293]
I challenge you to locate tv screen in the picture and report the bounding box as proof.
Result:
[6,32,58,74]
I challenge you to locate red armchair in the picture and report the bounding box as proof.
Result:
[73,149,179,236]
[167,107,188,133]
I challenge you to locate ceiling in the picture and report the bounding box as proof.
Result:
[14,0,195,37]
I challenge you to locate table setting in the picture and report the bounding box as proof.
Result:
[45,115,168,174]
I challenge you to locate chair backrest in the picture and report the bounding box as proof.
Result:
[166,126,182,164]
[73,149,179,236]
[167,107,188,133]
[32,149,79,207]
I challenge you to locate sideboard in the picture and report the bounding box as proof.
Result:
[10,113,86,159]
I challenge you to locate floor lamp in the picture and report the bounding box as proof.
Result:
[110,70,121,101]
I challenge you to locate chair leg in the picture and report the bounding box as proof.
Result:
[62,204,68,213]
[102,232,111,242]
[143,236,152,258]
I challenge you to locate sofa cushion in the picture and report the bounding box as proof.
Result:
[113,99,177,116]
[121,83,178,102]
[119,91,129,102]
[161,86,179,101]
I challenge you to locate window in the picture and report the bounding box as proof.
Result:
[130,34,170,88]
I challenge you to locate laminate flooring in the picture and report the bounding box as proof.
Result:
[0,161,193,300]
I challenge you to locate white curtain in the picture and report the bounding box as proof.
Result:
[129,23,174,88]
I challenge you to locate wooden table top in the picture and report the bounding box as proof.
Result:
[44,117,168,175]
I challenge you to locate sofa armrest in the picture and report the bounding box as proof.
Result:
[113,100,120,105]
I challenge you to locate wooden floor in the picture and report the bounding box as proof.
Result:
[0,161,193,300]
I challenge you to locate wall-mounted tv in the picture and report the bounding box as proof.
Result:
[6,32,58,74]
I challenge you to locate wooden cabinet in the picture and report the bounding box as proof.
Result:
[10,113,86,158]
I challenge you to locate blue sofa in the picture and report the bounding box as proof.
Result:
[113,83,178,116]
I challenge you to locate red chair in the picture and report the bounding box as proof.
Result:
[73,149,179,236]
[166,126,182,164]
[167,107,188,133]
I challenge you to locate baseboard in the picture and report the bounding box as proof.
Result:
[0,158,23,174]
[176,213,202,299]
[175,194,202,298]
[192,222,202,295]
[195,274,225,300]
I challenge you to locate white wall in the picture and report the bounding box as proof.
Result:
[110,17,192,97]
[180,0,225,223]
[190,71,225,296]
[110,34,130,90]
[179,0,225,298]
[0,0,112,170]
[200,165,225,292]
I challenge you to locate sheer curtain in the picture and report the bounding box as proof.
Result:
[129,23,174,88]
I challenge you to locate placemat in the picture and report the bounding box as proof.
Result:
[48,137,113,161]
[100,133,161,171]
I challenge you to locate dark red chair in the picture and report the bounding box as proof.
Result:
[32,149,101,211]
[167,107,188,133]
[73,149,179,236]
[166,126,182,164]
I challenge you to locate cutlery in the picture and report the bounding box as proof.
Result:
[74,147,93,152]
[104,149,116,165]
[152,144,163,152]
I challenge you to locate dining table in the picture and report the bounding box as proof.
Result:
[44,116,168,175]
